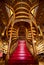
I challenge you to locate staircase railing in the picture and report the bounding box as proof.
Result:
[36,39,44,55]
[10,41,18,55]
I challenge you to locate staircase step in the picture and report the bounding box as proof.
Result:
[8,40,37,65]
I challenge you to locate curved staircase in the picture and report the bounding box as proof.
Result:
[8,40,37,65]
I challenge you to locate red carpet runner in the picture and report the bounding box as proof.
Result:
[8,40,37,65]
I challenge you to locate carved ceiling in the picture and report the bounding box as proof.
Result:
[0,0,43,23]
[0,0,44,38]
[0,0,43,25]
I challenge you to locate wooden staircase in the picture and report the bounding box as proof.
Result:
[8,40,37,65]
[26,25,37,44]
[6,26,18,54]
[36,39,44,55]
[8,27,18,44]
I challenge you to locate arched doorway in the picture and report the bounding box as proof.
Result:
[18,25,26,40]
[14,21,30,40]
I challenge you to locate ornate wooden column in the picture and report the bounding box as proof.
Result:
[7,13,15,59]
[29,13,38,56]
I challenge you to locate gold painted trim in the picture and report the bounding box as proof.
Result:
[15,12,29,16]
[15,7,29,12]
[14,2,30,8]
[16,16,29,18]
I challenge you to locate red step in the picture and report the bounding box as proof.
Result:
[8,40,37,65]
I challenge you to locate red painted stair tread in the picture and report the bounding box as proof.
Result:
[8,40,37,65]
